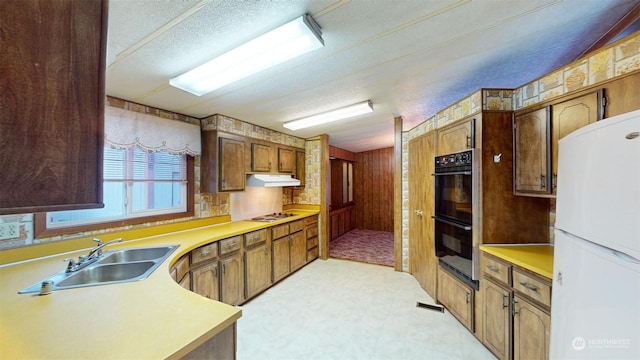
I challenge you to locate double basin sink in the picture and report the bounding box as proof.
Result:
[19,245,178,294]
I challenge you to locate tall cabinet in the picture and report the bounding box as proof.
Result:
[0,0,108,214]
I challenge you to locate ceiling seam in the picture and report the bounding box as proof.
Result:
[108,0,214,72]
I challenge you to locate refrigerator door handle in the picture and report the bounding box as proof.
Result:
[612,249,640,264]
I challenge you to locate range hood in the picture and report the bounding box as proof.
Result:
[246,174,300,187]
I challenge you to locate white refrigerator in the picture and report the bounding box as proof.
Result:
[550,109,640,359]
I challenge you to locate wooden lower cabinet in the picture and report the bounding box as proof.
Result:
[482,277,511,360]
[191,262,220,301]
[513,295,550,360]
[174,215,318,306]
[244,243,271,300]
[220,254,243,305]
[272,237,291,283]
[290,231,306,272]
[437,266,474,331]
[182,322,236,360]
[480,252,551,360]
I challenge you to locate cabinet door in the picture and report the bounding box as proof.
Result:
[191,263,219,300]
[550,90,602,192]
[272,237,291,283]
[278,148,295,173]
[436,118,474,155]
[437,268,474,331]
[251,143,272,172]
[408,132,437,298]
[482,278,511,360]
[0,0,107,215]
[290,231,307,272]
[219,254,243,305]
[295,150,306,186]
[219,137,245,191]
[244,244,271,299]
[513,295,550,360]
[514,107,550,193]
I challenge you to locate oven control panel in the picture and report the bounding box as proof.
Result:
[435,150,473,171]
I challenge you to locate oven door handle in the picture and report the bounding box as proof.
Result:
[431,171,472,176]
[432,215,472,231]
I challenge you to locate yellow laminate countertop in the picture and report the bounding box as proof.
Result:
[479,244,554,279]
[0,210,318,359]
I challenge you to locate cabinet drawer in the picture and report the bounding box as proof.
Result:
[244,229,267,248]
[271,224,289,239]
[481,253,511,285]
[512,268,551,308]
[219,236,242,256]
[306,236,318,250]
[306,225,318,239]
[174,254,190,282]
[191,243,218,265]
[304,216,318,225]
[289,220,304,233]
[307,247,318,261]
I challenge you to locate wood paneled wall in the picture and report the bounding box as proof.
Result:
[354,147,394,232]
[329,145,356,161]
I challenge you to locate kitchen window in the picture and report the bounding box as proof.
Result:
[35,147,194,237]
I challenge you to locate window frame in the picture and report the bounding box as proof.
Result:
[34,156,195,238]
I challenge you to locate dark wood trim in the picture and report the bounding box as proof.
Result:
[577,2,640,59]
[34,156,195,239]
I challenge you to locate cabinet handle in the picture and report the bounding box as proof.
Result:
[414,210,423,217]
[214,267,218,277]
[465,292,470,304]
[201,249,211,256]
[539,174,546,189]
[512,298,518,317]
[222,264,226,274]
[552,173,557,190]
[502,294,508,309]
[486,265,500,273]
[466,135,471,149]
[519,281,539,292]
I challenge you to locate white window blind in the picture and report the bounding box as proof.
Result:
[48,148,188,227]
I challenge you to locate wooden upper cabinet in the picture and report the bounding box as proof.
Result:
[0,0,108,214]
[278,148,295,173]
[295,150,306,186]
[201,131,245,192]
[251,143,272,172]
[436,118,475,156]
[550,90,602,192]
[514,107,550,194]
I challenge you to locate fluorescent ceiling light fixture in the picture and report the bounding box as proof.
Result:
[283,101,374,130]
[169,15,323,96]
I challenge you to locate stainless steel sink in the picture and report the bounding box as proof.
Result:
[19,245,178,294]
[57,261,156,287]
[97,246,176,264]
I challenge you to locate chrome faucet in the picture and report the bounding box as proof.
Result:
[63,238,123,272]
[86,238,123,260]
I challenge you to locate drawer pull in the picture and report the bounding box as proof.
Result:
[486,265,500,273]
[200,250,211,256]
[519,281,539,292]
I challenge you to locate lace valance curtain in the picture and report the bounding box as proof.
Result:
[104,106,201,156]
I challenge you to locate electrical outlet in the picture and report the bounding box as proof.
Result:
[0,222,20,240]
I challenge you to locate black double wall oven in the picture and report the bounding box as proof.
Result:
[433,149,479,289]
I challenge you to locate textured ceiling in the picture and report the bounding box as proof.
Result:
[106,0,640,152]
